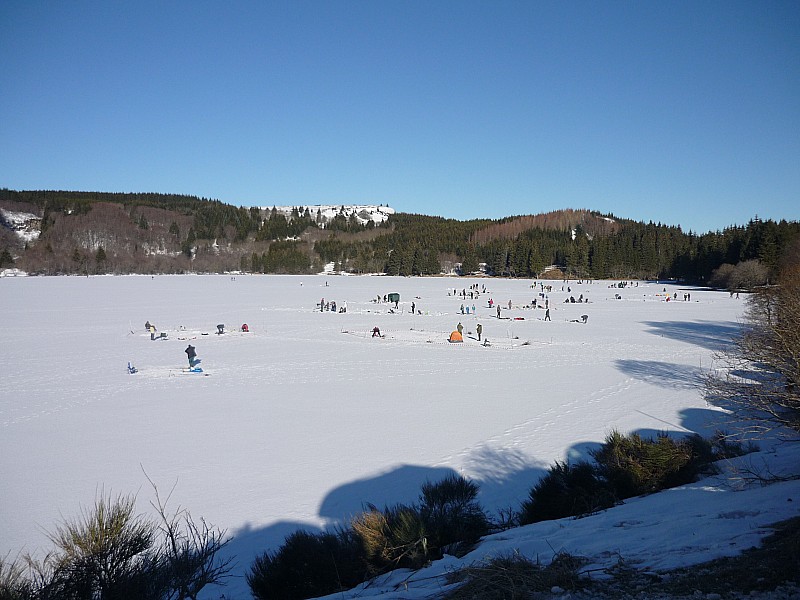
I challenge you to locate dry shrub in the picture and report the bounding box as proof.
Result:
[445,552,587,599]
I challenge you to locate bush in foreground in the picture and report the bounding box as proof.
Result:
[248,475,490,598]
[418,475,490,556]
[521,430,747,526]
[351,503,430,572]
[247,528,364,600]
[445,552,587,600]
[519,460,615,525]
[590,430,716,498]
[0,491,232,600]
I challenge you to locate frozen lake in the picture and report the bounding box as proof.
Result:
[4,273,777,597]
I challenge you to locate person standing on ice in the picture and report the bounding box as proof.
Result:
[185,344,198,367]
[544,308,551,321]
[476,323,482,341]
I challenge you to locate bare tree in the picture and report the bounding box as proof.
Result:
[729,259,770,291]
[145,473,234,600]
[706,264,800,440]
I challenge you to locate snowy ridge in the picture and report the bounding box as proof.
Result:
[258,204,395,226]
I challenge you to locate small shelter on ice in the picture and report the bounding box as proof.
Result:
[449,330,463,343]
[387,292,400,303]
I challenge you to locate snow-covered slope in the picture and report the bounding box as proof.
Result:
[258,204,394,226]
[0,207,41,243]
[1,275,797,599]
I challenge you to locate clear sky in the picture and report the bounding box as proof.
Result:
[2,1,798,233]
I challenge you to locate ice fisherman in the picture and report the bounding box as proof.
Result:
[476,323,482,341]
[185,344,198,367]
[457,322,464,335]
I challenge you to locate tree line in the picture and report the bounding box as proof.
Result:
[1,189,798,282]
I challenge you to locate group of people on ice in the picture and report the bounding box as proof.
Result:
[320,298,347,313]
[450,283,485,300]
[136,318,252,375]
[449,321,490,345]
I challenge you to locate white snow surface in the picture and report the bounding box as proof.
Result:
[1,275,798,599]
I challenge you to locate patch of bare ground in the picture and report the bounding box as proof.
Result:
[445,517,800,600]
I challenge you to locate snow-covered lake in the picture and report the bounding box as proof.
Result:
[2,274,798,599]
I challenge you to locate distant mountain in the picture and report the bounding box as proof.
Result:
[1,189,798,281]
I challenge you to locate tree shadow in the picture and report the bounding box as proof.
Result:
[212,388,753,598]
[318,464,459,520]
[641,320,741,352]
[613,358,742,438]
[214,519,325,598]
[454,445,549,513]
[616,359,705,390]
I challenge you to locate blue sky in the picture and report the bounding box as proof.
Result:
[2,1,798,233]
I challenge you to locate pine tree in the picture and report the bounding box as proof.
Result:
[0,248,14,268]
[459,245,478,275]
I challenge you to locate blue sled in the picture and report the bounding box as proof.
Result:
[184,366,204,373]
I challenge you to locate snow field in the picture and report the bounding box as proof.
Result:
[2,274,797,599]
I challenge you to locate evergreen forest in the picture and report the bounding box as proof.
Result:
[1,189,798,286]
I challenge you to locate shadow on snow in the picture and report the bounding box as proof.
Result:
[641,320,741,352]
[214,400,739,595]
[616,359,705,391]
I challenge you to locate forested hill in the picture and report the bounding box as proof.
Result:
[1,188,798,286]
